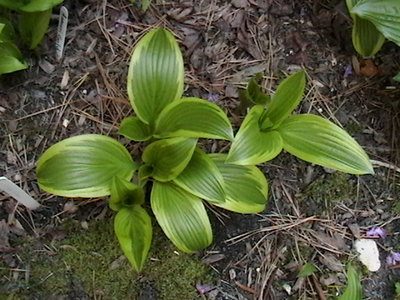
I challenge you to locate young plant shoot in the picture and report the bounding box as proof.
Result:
[36,28,373,272]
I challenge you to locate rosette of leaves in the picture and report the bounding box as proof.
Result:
[227,69,374,174]
[346,0,400,57]
[0,0,64,49]
[36,29,269,272]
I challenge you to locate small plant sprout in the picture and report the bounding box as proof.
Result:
[36,28,374,272]
[338,265,362,300]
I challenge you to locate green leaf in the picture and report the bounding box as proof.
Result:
[240,73,270,105]
[0,0,25,11]
[352,0,400,47]
[297,263,317,278]
[0,18,16,41]
[278,114,374,174]
[394,73,400,82]
[154,97,234,140]
[20,0,63,12]
[151,182,212,252]
[173,148,225,203]
[262,70,306,128]
[37,134,137,197]
[395,282,400,295]
[226,105,283,165]
[338,265,362,300]
[0,41,28,75]
[138,164,152,186]
[142,137,197,182]
[127,28,184,125]
[209,154,268,213]
[109,177,144,211]
[118,116,152,141]
[19,9,52,49]
[347,0,385,57]
[114,205,152,272]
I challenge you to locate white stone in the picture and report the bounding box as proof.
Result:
[354,239,381,272]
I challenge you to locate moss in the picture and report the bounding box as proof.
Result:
[0,218,215,300]
[299,173,355,216]
[144,227,216,300]
[345,121,363,135]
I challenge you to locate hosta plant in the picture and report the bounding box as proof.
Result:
[0,0,64,49]
[0,17,27,75]
[36,28,373,272]
[346,0,400,57]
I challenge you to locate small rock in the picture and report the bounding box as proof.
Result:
[63,201,78,214]
[355,239,381,272]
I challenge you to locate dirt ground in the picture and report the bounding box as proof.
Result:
[1,0,400,299]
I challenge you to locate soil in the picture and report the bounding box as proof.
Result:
[1,0,400,299]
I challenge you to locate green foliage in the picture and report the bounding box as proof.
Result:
[36,28,372,273]
[151,181,213,253]
[338,265,362,300]
[142,137,197,182]
[229,71,373,174]
[154,97,234,140]
[119,116,152,141]
[109,177,144,211]
[227,105,283,165]
[0,19,27,75]
[347,0,400,57]
[174,148,226,203]
[395,282,400,298]
[0,0,63,75]
[37,134,138,197]
[19,9,52,49]
[114,205,152,272]
[127,28,184,125]
[239,73,270,105]
[278,114,374,174]
[297,262,317,278]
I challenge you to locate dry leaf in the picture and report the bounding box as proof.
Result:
[318,253,343,271]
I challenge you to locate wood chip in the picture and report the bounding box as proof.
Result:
[348,223,361,238]
[202,253,225,264]
[60,69,70,89]
[39,59,55,74]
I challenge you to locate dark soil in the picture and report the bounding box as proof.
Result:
[1,0,400,299]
